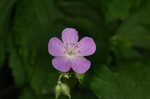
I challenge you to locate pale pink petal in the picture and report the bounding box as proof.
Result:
[77,37,96,56]
[52,56,71,72]
[48,37,65,56]
[71,57,91,74]
[62,28,78,44]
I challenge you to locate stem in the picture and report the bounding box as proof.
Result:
[56,73,71,99]
[57,73,65,84]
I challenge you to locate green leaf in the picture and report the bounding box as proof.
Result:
[9,42,30,86]
[90,62,150,99]
[0,0,16,69]
[104,0,142,22]
[116,2,150,49]
[0,42,5,69]
[11,0,58,88]
[0,0,16,35]
[111,36,141,59]
[19,88,54,99]
[31,66,58,95]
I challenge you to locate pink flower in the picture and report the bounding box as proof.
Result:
[48,28,96,74]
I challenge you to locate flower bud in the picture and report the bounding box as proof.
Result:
[61,83,71,99]
[55,84,62,99]
[55,82,71,99]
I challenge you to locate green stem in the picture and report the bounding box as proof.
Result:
[57,73,65,84]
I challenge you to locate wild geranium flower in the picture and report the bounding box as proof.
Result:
[48,28,96,74]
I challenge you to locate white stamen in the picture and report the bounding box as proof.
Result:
[64,43,79,58]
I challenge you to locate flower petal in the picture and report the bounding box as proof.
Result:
[71,57,91,74]
[52,56,71,72]
[62,28,79,44]
[77,37,96,56]
[48,37,65,56]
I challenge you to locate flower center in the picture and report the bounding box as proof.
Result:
[64,43,79,58]
[68,51,75,56]
[65,50,77,58]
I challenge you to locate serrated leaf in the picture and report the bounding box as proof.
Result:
[90,62,150,99]
[10,49,29,86]
[31,66,58,95]
[116,2,150,49]
[104,0,142,22]
[111,36,141,59]
[11,0,61,93]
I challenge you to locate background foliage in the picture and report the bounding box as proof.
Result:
[0,0,150,99]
